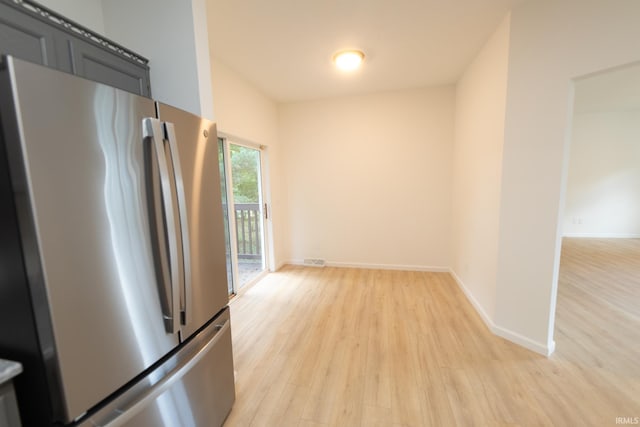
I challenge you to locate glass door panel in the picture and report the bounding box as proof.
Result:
[218,138,267,295]
[229,144,266,287]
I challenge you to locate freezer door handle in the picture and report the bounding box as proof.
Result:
[164,122,192,327]
[98,319,231,427]
[143,118,181,334]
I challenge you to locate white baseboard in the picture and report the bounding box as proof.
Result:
[563,232,640,238]
[286,259,449,272]
[327,261,449,272]
[492,325,555,356]
[448,269,494,330]
[449,268,554,357]
[274,260,288,271]
[286,259,323,268]
[548,339,556,354]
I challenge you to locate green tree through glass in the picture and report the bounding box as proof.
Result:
[230,145,259,203]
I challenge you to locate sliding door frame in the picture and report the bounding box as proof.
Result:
[218,132,271,295]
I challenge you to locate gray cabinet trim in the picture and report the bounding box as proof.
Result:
[0,0,151,97]
[3,0,148,65]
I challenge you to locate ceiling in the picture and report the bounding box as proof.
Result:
[206,0,522,103]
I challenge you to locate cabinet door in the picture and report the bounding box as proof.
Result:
[0,3,58,68]
[70,38,151,97]
[0,382,22,427]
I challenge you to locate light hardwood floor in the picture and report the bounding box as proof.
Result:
[224,239,640,426]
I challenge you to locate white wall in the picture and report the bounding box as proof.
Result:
[101,0,212,118]
[209,58,285,269]
[190,0,214,119]
[494,0,640,354]
[279,87,455,270]
[36,0,105,34]
[451,16,510,325]
[210,59,279,146]
[563,110,640,237]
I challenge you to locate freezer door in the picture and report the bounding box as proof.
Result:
[78,307,235,427]
[156,103,229,338]
[0,58,180,422]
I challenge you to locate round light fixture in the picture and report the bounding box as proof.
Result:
[333,49,365,72]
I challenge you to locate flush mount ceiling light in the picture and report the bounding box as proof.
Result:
[333,49,365,72]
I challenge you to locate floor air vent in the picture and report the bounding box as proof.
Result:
[303,258,326,267]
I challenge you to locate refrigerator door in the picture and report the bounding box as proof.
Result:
[0,58,180,422]
[77,307,235,427]
[156,103,229,338]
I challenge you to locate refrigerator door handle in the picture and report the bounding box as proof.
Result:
[143,118,181,334]
[99,319,230,427]
[164,122,192,327]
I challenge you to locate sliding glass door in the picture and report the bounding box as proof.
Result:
[218,137,267,295]
[217,139,235,295]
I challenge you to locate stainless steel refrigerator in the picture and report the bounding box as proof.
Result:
[0,56,235,426]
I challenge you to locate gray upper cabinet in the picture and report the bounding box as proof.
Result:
[0,0,151,97]
[69,38,150,97]
[0,4,59,68]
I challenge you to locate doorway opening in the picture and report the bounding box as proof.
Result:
[218,136,269,296]
[555,62,640,372]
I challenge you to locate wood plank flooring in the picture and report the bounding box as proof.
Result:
[224,239,640,426]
